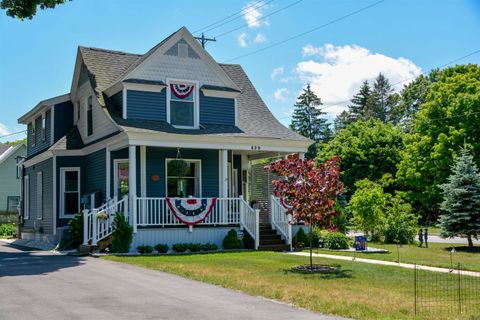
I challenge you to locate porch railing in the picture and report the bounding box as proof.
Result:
[271,195,292,250]
[83,196,128,246]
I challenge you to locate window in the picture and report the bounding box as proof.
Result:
[41,114,46,141]
[6,196,20,213]
[87,96,93,136]
[166,159,201,197]
[167,81,197,128]
[60,168,80,217]
[37,172,43,220]
[31,121,36,147]
[24,175,29,219]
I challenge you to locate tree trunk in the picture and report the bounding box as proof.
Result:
[467,234,473,248]
[309,223,313,270]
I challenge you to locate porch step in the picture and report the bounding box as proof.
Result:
[258,222,288,251]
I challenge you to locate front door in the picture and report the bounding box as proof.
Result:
[114,159,129,199]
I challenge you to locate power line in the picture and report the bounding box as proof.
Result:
[214,0,304,39]
[193,0,274,35]
[0,130,27,139]
[222,0,385,63]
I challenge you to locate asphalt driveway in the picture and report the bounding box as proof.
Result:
[0,242,344,320]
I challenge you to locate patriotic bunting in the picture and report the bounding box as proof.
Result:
[166,197,216,226]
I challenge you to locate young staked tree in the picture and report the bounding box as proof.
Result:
[438,147,480,248]
[348,80,371,121]
[265,154,344,269]
[290,84,331,158]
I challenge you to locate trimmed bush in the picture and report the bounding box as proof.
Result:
[200,243,218,251]
[58,212,83,250]
[222,229,242,249]
[0,223,16,238]
[324,231,350,249]
[154,243,169,253]
[111,212,133,253]
[137,245,153,254]
[172,243,187,252]
[188,243,202,252]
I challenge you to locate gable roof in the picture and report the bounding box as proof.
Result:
[0,143,26,165]
[0,144,10,156]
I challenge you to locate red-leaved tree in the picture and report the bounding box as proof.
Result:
[265,154,343,269]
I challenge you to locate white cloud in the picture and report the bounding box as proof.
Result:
[237,33,247,47]
[243,1,268,29]
[254,33,268,44]
[271,66,284,80]
[295,43,422,115]
[274,88,289,101]
[0,123,10,136]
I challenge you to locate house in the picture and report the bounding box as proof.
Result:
[17,27,311,251]
[0,142,26,216]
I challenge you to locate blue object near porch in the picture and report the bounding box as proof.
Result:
[354,235,366,251]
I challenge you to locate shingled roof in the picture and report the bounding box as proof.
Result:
[79,38,310,142]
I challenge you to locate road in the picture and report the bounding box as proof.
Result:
[0,242,345,320]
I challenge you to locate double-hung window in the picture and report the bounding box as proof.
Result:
[31,121,36,147]
[41,114,46,141]
[60,168,80,217]
[166,159,201,197]
[168,81,197,128]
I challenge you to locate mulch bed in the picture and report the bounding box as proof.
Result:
[291,264,340,274]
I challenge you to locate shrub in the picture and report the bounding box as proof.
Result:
[384,195,418,244]
[58,212,83,250]
[172,243,187,252]
[222,229,242,249]
[111,212,133,253]
[154,243,169,253]
[0,223,16,238]
[200,243,218,251]
[324,231,350,249]
[188,243,202,252]
[137,245,153,254]
[293,228,308,248]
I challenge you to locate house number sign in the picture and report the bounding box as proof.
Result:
[250,146,261,150]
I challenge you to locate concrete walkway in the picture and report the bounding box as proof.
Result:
[0,242,345,320]
[288,251,480,277]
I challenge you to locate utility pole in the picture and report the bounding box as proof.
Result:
[195,33,216,48]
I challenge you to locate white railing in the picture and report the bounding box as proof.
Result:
[240,196,259,250]
[271,195,292,250]
[135,197,242,226]
[83,196,129,246]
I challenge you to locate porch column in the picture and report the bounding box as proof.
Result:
[129,145,137,232]
[140,146,146,197]
[220,149,228,198]
[106,145,110,200]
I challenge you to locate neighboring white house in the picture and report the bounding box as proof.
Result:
[0,142,26,213]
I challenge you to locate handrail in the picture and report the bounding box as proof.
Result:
[271,195,292,250]
[239,196,259,249]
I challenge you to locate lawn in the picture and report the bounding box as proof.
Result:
[308,242,480,272]
[102,251,471,320]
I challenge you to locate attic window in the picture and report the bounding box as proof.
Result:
[167,81,198,128]
[178,43,188,58]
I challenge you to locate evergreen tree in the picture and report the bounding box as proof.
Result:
[290,84,330,158]
[438,147,480,248]
[333,111,352,134]
[364,73,396,122]
[348,80,371,121]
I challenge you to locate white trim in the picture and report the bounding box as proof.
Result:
[18,93,70,124]
[52,156,57,235]
[24,175,30,220]
[166,78,200,129]
[36,171,43,220]
[122,88,127,119]
[59,167,81,219]
[41,112,46,142]
[105,82,166,97]
[128,146,137,232]
[0,143,25,165]
[220,150,228,198]
[113,159,129,199]
[165,158,202,197]
[200,88,240,99]
[50,105,55,145]
[140,146,146,197]
[234,98,238,127]
[218,150,221,196]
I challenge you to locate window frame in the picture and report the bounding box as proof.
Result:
[41,113,46,141]
[166,79,199,129]
[87,96,93,136]
[36,171,43,220]
[165,158,202,198]
[60,167,81,218]
[24,175,30,219]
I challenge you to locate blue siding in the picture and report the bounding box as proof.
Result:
[233,154,242,196]
[23,158,54,234]
[53,101,74,142]
[27,109,52,157]
[56,156,84,227]
[110,91,123,116]
[84,149,106,204]
[200,93,235,125]
[146,147,219,197]
[127,89,166,121]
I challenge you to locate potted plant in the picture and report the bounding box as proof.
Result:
[96,211,109,221]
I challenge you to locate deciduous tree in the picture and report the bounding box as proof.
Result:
[1,0,68,19]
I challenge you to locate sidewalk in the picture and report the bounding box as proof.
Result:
[288,251,480,277]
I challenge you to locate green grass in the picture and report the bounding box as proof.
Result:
[102,252,477,320]
[308,242,480,272]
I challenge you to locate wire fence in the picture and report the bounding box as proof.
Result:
[414,263,480,319]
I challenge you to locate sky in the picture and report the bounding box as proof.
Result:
[1,0,479,142]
